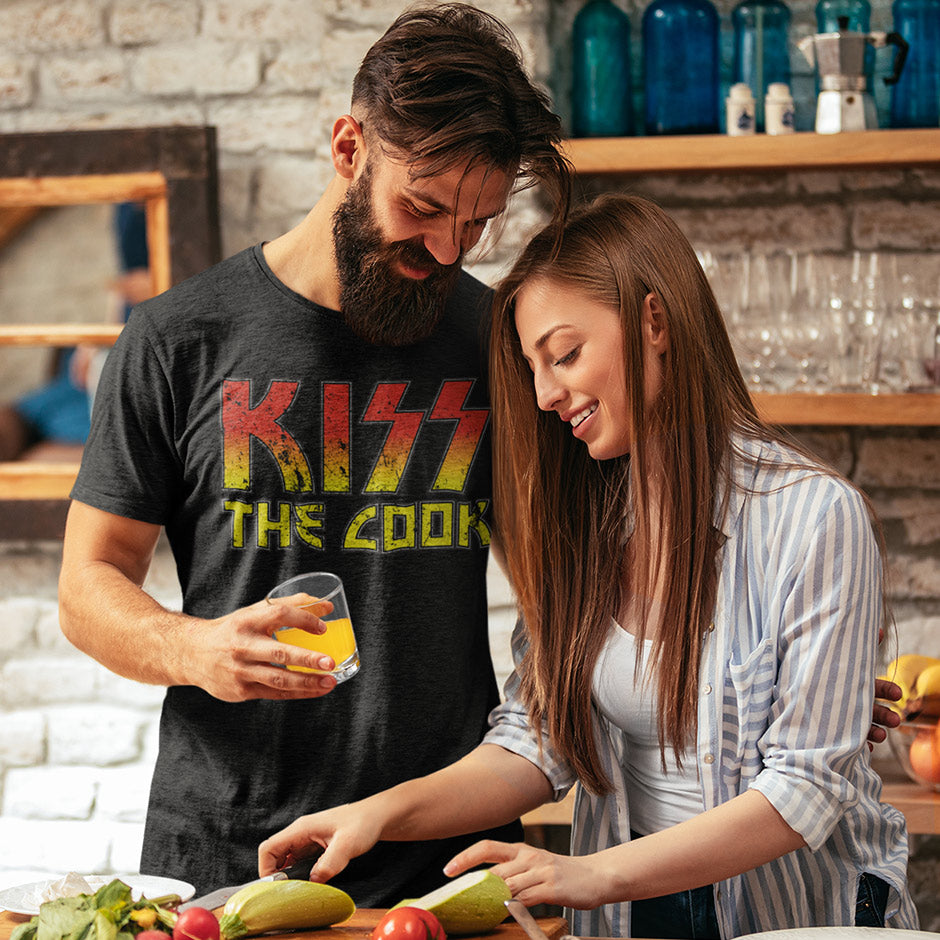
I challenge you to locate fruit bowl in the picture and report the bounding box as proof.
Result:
[887,718,940,792]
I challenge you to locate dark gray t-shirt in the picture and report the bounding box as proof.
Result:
[72,245,519,904]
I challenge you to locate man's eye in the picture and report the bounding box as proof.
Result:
[407,203,439,219]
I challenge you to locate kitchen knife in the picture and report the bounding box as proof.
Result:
[179,855,321,911]
[504,898,576,940]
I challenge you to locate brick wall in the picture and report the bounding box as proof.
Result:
[0,0,937,926]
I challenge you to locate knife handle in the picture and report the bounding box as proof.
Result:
[273,850,323,882]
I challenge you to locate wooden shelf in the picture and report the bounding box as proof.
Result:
[0,461,79,500]
[754,392,940,426]
[0,323,122,346]
[562,128,940,175]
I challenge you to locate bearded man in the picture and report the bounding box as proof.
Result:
[58,2,569,907]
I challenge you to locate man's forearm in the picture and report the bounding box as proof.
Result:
[59,556,198,687]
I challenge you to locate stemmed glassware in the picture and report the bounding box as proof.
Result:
[700,248,940,395]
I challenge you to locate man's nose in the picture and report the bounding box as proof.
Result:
[423,221,473,267]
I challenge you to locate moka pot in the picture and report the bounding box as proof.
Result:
[798,17,908,132]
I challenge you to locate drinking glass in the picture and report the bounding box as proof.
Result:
[733,253,785,391]
[266,572,360,682]
[781,252,831,392]
[897,268,940,391]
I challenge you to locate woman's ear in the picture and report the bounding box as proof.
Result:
[331,115,366,180]
[643,292,669,354]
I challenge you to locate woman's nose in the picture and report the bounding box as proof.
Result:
[533,368,563,412]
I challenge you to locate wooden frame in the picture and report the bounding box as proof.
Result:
[0,126,220,539]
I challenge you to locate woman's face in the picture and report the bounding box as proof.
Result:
[514,276,664,461]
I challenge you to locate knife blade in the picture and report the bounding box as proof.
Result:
[179,855,320,911]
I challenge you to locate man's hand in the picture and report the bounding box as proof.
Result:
[869,678,902,748]
[59,501,342,701]
[190,594,340,702]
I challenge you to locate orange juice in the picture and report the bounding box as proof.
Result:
[275,616,357,673]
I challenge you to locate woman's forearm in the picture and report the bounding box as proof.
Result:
[377,743,554,841]
[600,789,805,901]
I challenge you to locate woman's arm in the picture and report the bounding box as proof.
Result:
[444,788,803,910]
[258,743,553,882]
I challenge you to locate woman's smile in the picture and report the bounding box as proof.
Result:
[568,402,598,432]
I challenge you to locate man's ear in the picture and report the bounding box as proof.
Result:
[331,115,366,180]
[643,292,669,354]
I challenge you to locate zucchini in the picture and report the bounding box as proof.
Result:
[218,880,355,939]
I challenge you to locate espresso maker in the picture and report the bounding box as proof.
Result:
[798,18,908,133]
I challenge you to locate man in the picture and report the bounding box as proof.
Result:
[59,3,569,907]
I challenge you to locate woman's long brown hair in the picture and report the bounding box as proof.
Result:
[491,194,783,792]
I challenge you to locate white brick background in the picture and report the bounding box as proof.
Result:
[0,0,938,927]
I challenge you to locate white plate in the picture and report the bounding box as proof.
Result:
[0,874,195,916]
[739,929,940,940]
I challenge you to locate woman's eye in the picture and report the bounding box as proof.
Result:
[554,347,579,367]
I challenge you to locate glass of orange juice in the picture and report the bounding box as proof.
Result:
[266,572,360,682]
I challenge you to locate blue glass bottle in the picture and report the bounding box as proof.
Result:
[732,0,792,131]
[572,0,633,137]
[815,0,870,30]
[890,0,940,127]
[643,0,720,134]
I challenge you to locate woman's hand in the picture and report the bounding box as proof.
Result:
[444,840,611,911]
[258,801,384,883]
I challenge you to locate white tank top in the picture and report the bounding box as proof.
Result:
[591,622,705,835]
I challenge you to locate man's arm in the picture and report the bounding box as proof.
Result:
[59,500,339,701]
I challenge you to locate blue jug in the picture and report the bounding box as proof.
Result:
[572,0,634,136]
[643,0,720,134]
[732,0,792,131]
[890,0,940,127]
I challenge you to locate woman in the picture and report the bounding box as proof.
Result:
[259,194,917,937]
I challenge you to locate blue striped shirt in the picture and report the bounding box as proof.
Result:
[485,434,918,937]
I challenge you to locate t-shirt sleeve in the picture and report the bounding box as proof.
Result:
[70,303,183,524]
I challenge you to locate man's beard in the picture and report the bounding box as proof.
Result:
[331,166,462,346]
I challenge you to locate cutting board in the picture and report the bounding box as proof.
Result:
[0,908,570,940]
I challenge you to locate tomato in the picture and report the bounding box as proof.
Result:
[371,907,447,940]
[173,908,221,940]
[137,931,171,940]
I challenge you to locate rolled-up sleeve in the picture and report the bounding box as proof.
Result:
[748,481,881,851]
[484,618,578,800]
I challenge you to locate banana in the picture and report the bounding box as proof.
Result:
[880,654,940,716]
[908,662,940,719]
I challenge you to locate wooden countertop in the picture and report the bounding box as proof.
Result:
[0,908,569,940]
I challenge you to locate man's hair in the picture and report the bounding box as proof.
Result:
[352,2,570,225]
